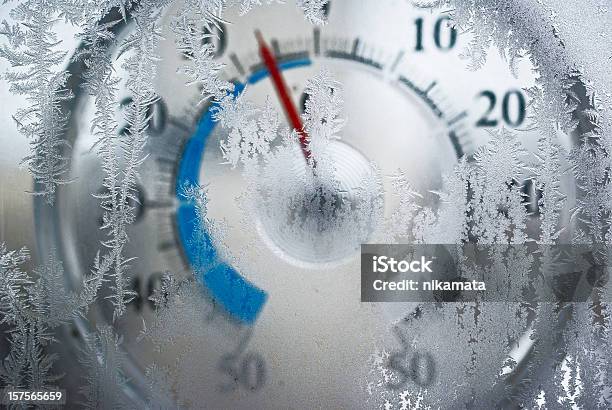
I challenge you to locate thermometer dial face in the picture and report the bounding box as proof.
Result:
[41,0,552,407]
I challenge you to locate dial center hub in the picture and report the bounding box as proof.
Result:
[254,140,381,267]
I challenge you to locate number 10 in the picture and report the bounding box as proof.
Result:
[415,16,457,51]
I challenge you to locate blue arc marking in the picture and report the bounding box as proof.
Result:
[176,58,312,324]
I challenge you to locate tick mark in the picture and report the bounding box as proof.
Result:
[158,240,176,252]
[447,110,468,127]
[146,200,174,209]
[389,50,405,73]
[271,39,281,56]
[351,38,360,56]
[424,81,437,95]
[156,157,175,165]
[230,53,246,76]
[448,130,464,158]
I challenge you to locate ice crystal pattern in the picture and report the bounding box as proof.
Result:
[78,325,128,409]
[0,4,73,204]
[0,0,610,408]
[0,245,102,392]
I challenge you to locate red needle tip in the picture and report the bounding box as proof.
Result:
[255,30,311,161]
[254,29,264,45]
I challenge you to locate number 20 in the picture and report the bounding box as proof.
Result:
[476,90,526,128]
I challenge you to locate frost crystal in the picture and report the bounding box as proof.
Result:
[142,273,215,350]
[470,129,528,244]
[140,274,218,407]
[104,0,168,319]
[0,6,73,204]
[533,134,567,244]
[78,325,128,408]
[386,170,423,242]
[72,1,169,320]
[0,0,610,408]
[173,0,234,104]
[295,0,329,25]
[237,0,282,15]
[216,93,276,169]
[302,68,345,168]
[0,245,101,392]
[145,363,177,409]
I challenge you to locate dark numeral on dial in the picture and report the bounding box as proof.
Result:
[385,325,437,390]
[218,332,266,393]
[386,350,436,390]
[415,16,457,52]
[476,89,526,128]
[182,21,227,60]
[129,272,163,312]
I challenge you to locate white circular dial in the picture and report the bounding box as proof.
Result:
[28,0,582,408]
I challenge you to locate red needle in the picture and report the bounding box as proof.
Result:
[255,30,311,160]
